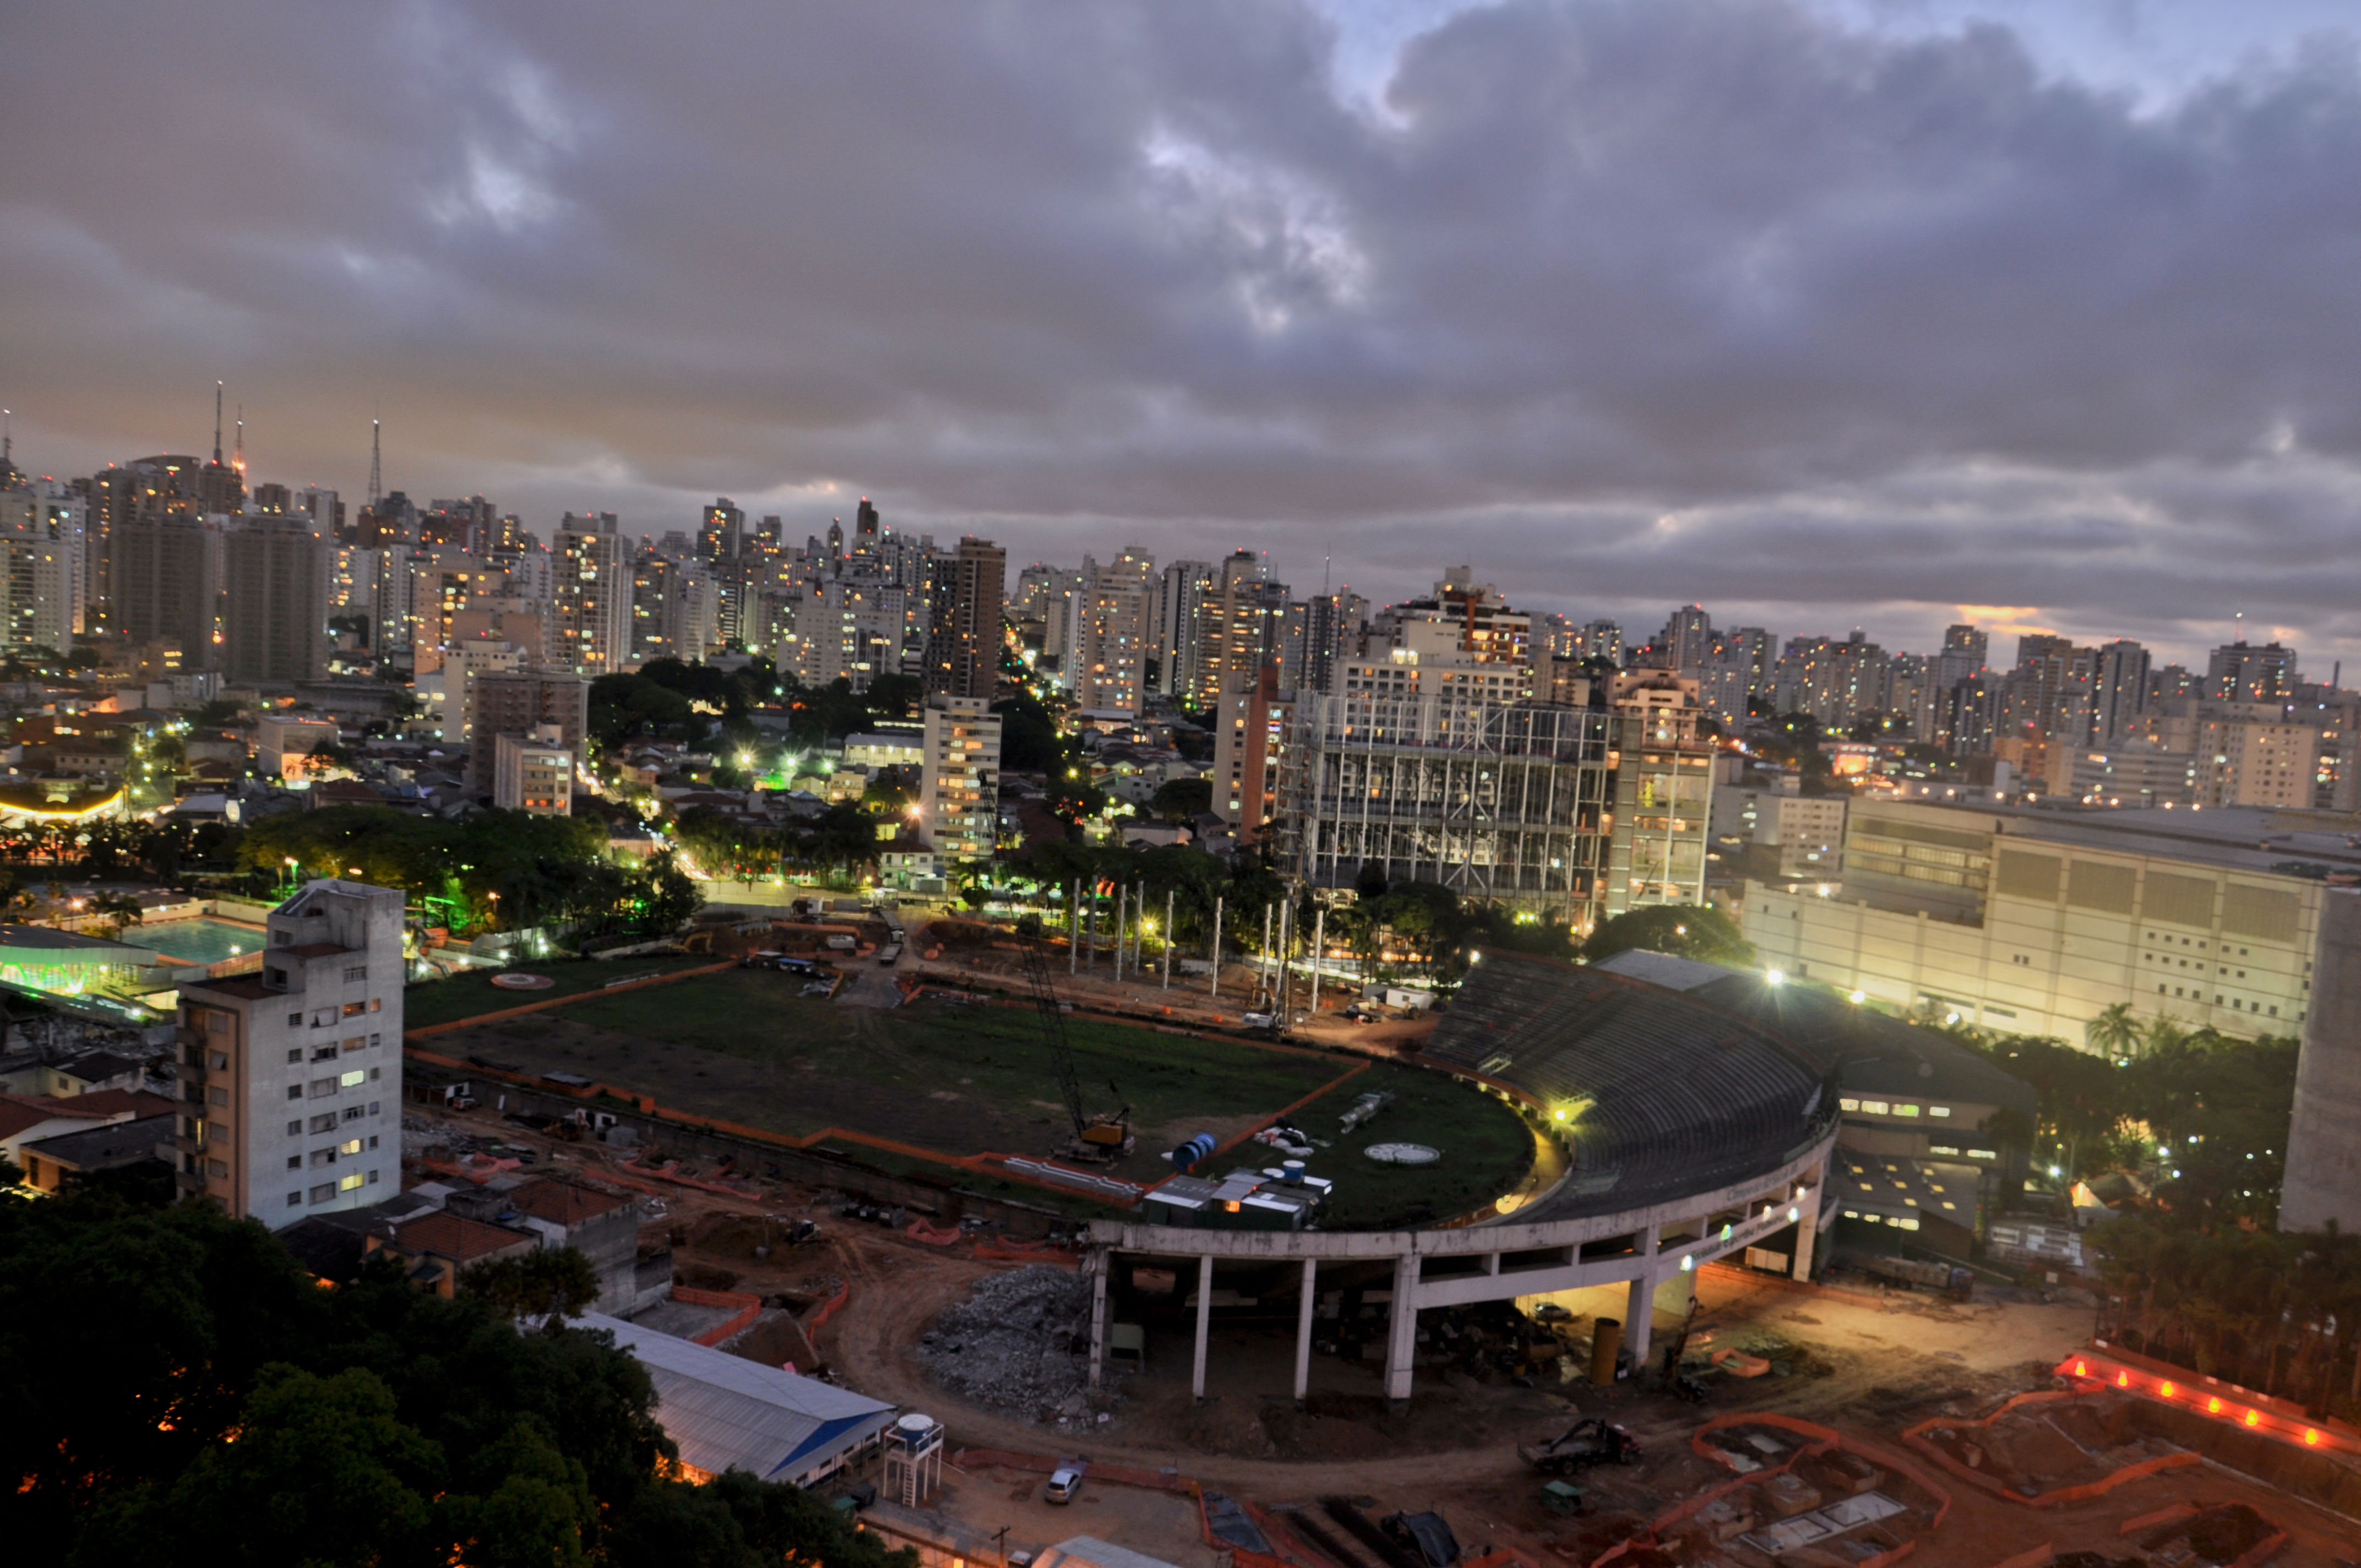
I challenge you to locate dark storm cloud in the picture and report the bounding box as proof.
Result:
[3,0,2360,660]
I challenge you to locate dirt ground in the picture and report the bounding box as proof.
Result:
[402,1080,2361,1568]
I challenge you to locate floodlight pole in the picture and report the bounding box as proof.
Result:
[1162,890,1174,990]
[1311,903,1325,1019]
[1210,895,1222,1000]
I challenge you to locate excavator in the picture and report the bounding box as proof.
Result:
[1016,916,1135,1163]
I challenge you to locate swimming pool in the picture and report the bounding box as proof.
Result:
[122,918,268,967]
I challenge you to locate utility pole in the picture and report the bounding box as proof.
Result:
[1113,884,1125,981]
[1260,904,1274,1008]
[1135,880,1147,973]
[1087,889,1098,968]
[1163,890,1174,989]
[1069,878,1079,974]
[1210,895,1222,1000]
[1277,897,1293,1022]
[1311,903,1325,1019]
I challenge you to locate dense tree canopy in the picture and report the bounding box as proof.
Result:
[240,805,699,939]
[0,1191,915,1568]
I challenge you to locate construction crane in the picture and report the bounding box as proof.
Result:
[1015,915,1134,1162]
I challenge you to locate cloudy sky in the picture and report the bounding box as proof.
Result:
[6,0,2360,668]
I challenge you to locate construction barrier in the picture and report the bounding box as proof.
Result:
[807,1282,852,1333]
[670,1286,763,1347]
[1903,1388,2202,1506]
[2059,1348,2361,1458]
[904,1219,963,1246]
[1590,1413,1954,1568]
[1983,1546,2054,1568]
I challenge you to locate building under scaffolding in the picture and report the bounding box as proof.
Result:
[1282,691,1712,932]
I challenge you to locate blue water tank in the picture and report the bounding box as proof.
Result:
[1171,1133,1217,1173]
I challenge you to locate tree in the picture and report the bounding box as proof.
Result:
[1581,904,1753,967]
[0,1190,913,1568]
[85,891,145,939]
[462,1247,601,1325]
[2084,1002,2142,1060]
[1147,776,1212,824]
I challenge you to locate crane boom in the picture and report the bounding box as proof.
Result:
[1017,921,1090,1140]
[1015,914,1133,1160]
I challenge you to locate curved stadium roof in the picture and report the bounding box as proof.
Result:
[1426,951,1834,1223]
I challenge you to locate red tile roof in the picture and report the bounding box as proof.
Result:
[504,1178,629,1227]
[0,1092,110,1142]
[393,1211,536,1265]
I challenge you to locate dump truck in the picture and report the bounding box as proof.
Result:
[1520,1417,1641,1474]
[1864,1254,1975,1301]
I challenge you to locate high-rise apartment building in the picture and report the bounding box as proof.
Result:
[1150,559,1214,698]
[222,519,329,684]
[918,693,1001,858]
[0,484,85,651]
[169,879,405,1228]
[2090,639,2151,746]
[111,514,225,668]
[1190,551,1290,706]
[922,537,1005,701]
[2208,639,2298,703]
[552,513,629,675]
[1069,547,1154,715]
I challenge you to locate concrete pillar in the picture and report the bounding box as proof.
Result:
[1624,1271,1655,1366]
[1192,1254,1214,1401]
[2285,887,2361,1233]
[1384,1251,1419,1404]
[1792,1169,1823,1281]
[1293,1258,1318,1407]
[1087,1255,1109,1389]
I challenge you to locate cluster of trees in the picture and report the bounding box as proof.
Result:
[588,658,924,761]
[0,816,244,884]
[0,1185,915,1568]
[672,801,893,881]
[995,846,1596,980]
[1957,1021,2299,1227]
[241,805,700,940]
[2095,1217,2361,1419]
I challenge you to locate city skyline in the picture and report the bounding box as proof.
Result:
[9,1,2361,665]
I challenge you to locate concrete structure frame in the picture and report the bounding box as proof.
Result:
[1084,1128,1832,1405]
[1290,699,1613,923]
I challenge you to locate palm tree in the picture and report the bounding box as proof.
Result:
[2085,1003,2142,1061]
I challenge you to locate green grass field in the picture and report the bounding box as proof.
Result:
[416,967,1535,1225]
[404,956,719,1030]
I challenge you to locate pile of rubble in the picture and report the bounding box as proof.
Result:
[918,1265,1096,1420]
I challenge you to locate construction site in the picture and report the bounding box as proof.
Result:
[393,908,2361,1568]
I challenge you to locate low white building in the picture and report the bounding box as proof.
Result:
[584,1312,897,1487]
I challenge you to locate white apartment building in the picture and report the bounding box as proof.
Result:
[919,694,1001,858]
[1712,782,1847,880]
[495,725,575,814]
[0,483,85,647]
[1743,799,2325,1045]
[170,880,406,1227]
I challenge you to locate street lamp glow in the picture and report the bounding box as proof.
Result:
[1765,969,1785,986]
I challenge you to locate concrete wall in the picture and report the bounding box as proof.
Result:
[2283,887,2361,1233]
[1747,854,2318,1044]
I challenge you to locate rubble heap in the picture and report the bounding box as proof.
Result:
[918,1265,1095,1419]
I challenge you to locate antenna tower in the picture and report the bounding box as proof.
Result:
[212,382,225,465]
[233,404,245,475]
[367,417,383,511]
